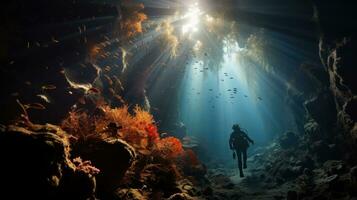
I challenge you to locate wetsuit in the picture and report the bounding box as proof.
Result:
[229,130,254,177]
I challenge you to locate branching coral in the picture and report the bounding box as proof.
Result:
[61,104,183,159]
[73,157,100,176]
[61,111,97,140]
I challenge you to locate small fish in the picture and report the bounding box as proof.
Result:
[51,37,59,43]
[137,149,151,155]
[114,95,125,104]
[37,94,51,103]
[244,95,248,97]
[25,103,46,110]
[104,66,111,72]
[25,81,32,85]
[108,88,115,96]
[88,87,100,94]
[160,132,168,137]
[112,76,124,91]
[104,75,113,86]
[41,84,56,90]
[258,97,262,100]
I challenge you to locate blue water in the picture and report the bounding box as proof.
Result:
[178,39,296,163]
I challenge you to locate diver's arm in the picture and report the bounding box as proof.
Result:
[244,132,254,144]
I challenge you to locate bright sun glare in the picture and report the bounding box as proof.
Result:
[181,2,203,34]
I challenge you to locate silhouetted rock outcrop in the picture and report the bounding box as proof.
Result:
[0,124,97,199]
[72,138,136,198]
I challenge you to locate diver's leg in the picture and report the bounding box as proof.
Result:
[237,150,244,177]
[243,149,247,169]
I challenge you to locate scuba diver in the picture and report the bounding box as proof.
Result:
[229,124,254,177]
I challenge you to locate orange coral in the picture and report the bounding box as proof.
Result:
[61,103,185,160]
[156,137,184,159]
[61,104,161,150]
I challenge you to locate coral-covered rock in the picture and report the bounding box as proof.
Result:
[72,138,136,197]
[323,160,346,175]
[0,124,96,199]
[139,163,179,194]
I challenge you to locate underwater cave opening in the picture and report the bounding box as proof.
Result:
[2,0,356,199]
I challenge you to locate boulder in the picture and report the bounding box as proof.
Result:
[139,163,179,194]
[72,138,136,196]
[0,124,96,199]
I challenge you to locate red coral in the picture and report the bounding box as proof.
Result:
[146,123,159,144]
[183,149,200,166]
[156,137,184,158]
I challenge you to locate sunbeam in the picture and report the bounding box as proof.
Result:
[2,0,356,199]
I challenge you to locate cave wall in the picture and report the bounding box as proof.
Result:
[312,0,357,144]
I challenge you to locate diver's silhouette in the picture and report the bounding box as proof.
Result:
[229,124,254,177]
